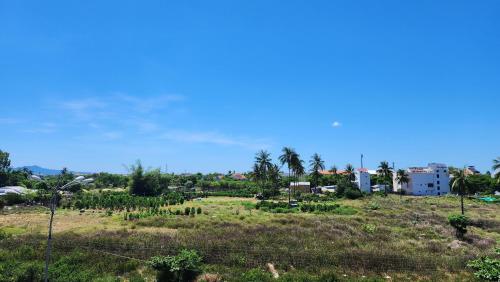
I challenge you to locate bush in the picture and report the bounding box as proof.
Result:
[148,250,203,282]
[467,253,500,281]
[344,188,363,199]
[362,224,377,234]
[184,207,191,216]
[196,207,202,214]
[448,214,470,239]
[240,268,273,282]
[1,193,26,205]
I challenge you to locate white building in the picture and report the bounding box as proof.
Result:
[355,169,371,193]
[0,186,28,196]
[393,163,450,196]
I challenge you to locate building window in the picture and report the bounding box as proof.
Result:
[438,192,441,196]
[437,187,440,191]
[437,170,439,173]
[428,183,434,188]
[444,170,447,173]
[437,174,440,178]
[437,181,440,184]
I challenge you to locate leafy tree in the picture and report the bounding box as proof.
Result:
[451,168,469,215]
[395,169,410,200]
[0,150,12,187]
[129,161,147,196]
[309,153,325,188]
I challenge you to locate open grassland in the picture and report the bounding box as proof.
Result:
[0,195,498,281]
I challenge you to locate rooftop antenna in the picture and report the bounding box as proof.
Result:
[361,154,364,169]
[392,162,395,170]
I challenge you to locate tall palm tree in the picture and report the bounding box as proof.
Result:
[377,161,393,195]
[279,147,297,205]
[395,169,410,201]
[309,153,325,188]
[493,157,500,181]
[254,150,272,191]
[291,156,305,194]
[345,164,355,182]
[451,168,469,215]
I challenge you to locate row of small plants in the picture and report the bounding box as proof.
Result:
[255,201,357,215]
[124,206,202,220]
[69,192,185,211]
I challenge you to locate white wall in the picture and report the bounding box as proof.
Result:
[355,171,371,193]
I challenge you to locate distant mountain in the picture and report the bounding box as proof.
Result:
[15,165,92,176]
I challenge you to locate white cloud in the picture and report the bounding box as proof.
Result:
[22,122,57,134]
[0,118,22,125]
[332,121,342,128]
[161,130,271,150]
[102,131,122,140]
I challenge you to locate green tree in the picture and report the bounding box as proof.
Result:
[345,164,355,182]
[309,153,325,188]
[279,147,297,205]
[253,150,273,193]
[451,168,469,215]
[377,161,393,195]
[0,150,12,187]
[395,169,410,200]
[291,155,305,196]
[129,161,146,196]
[493,157,500,182]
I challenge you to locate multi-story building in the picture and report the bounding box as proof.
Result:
[393,163,450,196]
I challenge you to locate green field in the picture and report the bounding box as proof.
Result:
[0,194,499,281]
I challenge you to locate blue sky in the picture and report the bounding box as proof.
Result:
[1,0,499,173]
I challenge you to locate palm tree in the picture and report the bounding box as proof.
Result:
[377,161,393,195]
[493,157,500,181]
[291,156,305,195]
[254,150,272,191]
[395,169,410,200]
[309,153,325,188]
[329,165,338,175]
[279,147,297,205]
[345,164,355,182]
[268,163,282,196]
[451,168,469,215]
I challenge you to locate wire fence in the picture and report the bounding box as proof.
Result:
[5,235,469,275]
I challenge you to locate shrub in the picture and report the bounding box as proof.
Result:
[448,214,470,239]
[344,188,363,199]
[148,250,203,282]
[367,202,380,210]
[190,207,196,216]
[467,254,500,281]
[184,207,191,216]
[196,207,202,214]
[240,268,273,282]
[1,193,26,205]
[362,224,377,234]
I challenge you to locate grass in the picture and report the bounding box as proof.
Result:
[0,194,498,281]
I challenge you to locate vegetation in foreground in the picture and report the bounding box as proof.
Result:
[1,150,499,281]
[1,194,499,281]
